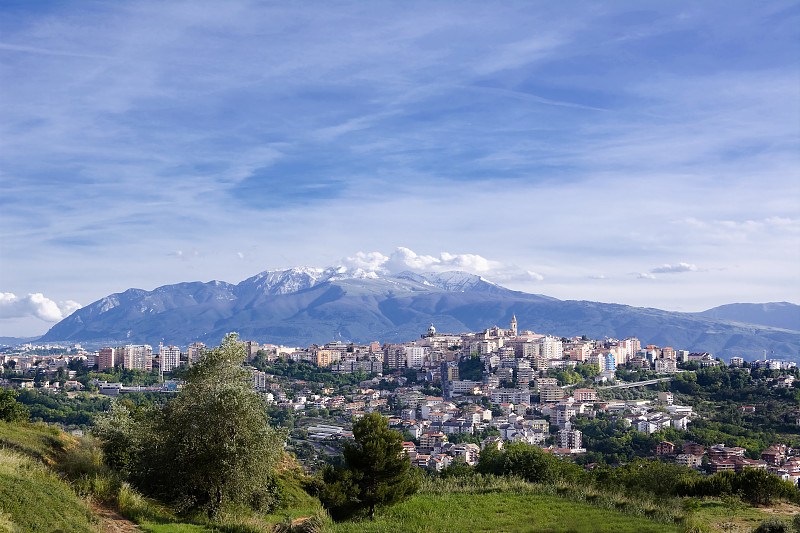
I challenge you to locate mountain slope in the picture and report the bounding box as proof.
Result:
[40,268,800,361]
[697,302,800,332]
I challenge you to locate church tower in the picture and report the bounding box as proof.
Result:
[510,314,518,337]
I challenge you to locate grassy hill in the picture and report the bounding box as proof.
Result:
[1,420,798,532]
[0,421,97,532]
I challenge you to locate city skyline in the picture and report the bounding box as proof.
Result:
[1,1,798,337]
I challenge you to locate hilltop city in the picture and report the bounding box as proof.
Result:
[2,315,799,489]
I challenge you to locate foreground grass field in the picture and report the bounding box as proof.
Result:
[2,420,798,533]
[330,489,676,533]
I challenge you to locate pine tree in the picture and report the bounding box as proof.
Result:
[320,412,419,521]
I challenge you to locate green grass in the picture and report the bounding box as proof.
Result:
[329,489,676,533]
[328,477,682,533]
[0,419,69,463]
[4,420,795,533]
[0,446,97,532]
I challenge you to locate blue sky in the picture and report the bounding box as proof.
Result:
[1,1,799,337]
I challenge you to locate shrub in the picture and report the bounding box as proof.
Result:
[753,517,791,533]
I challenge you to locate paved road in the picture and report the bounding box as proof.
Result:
[598,376,674,389]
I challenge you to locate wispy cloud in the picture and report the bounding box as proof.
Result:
[0,41,112,59]
[651,263,699,274]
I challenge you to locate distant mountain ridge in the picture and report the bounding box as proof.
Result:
[696,302,800,332]
[40,267,800,361]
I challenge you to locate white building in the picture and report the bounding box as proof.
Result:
[405,346,426,369]
[159,344,181,373]
[537,336,563,360]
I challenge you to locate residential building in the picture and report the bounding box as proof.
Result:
[97,347,115,371]
[539,387,565,403]
[158,344,181,373]
[537,335,563,359]
[123,344,153,371]
[383,344,406,370]
[657,391,674,405]
[682,442,704,456]
[187,342,206,364]
[654,358,677,373]
[573,388,597,403]
[405,346,426,369]
[656,441,675,456]
[491,388,531,405]
[558,428,582,450]
[676,454,703,468]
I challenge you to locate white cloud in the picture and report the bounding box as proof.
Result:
[525,270,545,282]
[651,262,699,274]
[342,247,503,275]
[341,251,390,272]
[0,293,81,322]
[340,247,542,283]
[588,274,606,280]
[637,273,656,280]
[237,252,245,260]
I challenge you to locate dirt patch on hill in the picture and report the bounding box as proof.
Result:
[90,500,140,533]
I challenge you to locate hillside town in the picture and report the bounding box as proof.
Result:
[1,317,799,487]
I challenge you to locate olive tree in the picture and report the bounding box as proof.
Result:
[96,334,286,515]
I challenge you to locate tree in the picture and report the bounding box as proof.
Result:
[0,389,29,422]
[97,334,286,516]
[92,399,139,476]
[319,412,419,521]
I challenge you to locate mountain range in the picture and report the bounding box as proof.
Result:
[39,267,800,361]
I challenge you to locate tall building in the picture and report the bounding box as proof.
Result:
[187,342,206,365]
[537,335,563,359]
[441,361,459,399]
[314,349,341,367]
[244,341,260,362]
[510,315,518,337]
[405,346,426,369]
[159,344,181,373]
[123,344,153,371]
[619,337,640,365]
[383,344,406,370]
[97,347,115,371]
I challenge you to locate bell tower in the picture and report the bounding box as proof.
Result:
[510,314,518,337]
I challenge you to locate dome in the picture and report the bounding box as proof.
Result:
[427,323,436,335]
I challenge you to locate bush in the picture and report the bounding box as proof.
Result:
[0,389,28,422]
[476,442,584,485]
[753,517,791,533]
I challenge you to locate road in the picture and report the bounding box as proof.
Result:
[597,376,674,390]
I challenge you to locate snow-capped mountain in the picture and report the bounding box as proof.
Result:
[39,266,800,361]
